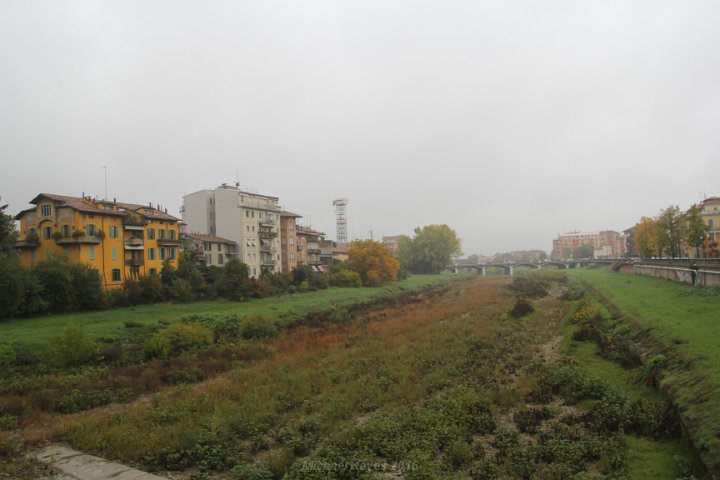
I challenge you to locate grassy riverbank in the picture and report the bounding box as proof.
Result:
[570,268,720,476]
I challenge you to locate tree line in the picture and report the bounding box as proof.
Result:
[633,204,714,258]
[0,201,463,320]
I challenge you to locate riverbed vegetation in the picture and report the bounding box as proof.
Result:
[0,271,709,479]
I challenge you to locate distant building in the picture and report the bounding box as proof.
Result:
[14,193,180,288]
[183,233,237,267]
[182,185,282,277]
[280,211,301,273]
[382,235,405,253]
[296,225,324,267]
[697,197,720,257]
[551,231,625,260]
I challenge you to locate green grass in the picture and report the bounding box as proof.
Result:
[570,269,720,476]
[0,274,465,348]
[563,329,703,478]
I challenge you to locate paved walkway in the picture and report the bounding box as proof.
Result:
[33,446,168,480]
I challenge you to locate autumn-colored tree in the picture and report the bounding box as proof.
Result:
[633,217,660,258]
[685,205,710,258]
[347,240,399,286]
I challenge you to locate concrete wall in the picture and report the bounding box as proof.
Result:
[697,270,720,287]
[634,265,695,284]
[182,190,213,235]
[634,264,720,287]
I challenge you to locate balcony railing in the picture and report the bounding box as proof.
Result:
[124,238,144,247]
[56,236,102,245]
[157,239,181,247]
[125,258,144,267]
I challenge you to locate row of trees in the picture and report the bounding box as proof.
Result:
[633,205,714,258]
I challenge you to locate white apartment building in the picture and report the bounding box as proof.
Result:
[182,184,282,277]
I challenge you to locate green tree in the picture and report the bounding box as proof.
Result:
[0,255,46,318]
[0,199,18,256]
[685,205,710,258]
[657,205,685,258]
[571,244,594,259]
[347,240,399,286]
[399,225,462,274]
[214,257,252,300]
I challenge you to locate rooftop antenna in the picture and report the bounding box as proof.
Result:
[102,166,108,200]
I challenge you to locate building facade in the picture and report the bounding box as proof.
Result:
[279,211,301,274]
[551,230,625,260]
[296,225,324,267]
[14,193,180,288]
[698,197,720,257]
[182,185,282,277]
[183,233,238,267]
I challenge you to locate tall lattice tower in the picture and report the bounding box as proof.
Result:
[333,198,349,244]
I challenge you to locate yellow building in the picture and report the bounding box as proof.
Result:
[14,193,181,288]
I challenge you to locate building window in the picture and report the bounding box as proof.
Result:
[169,248,176,260]
[218,254,224,265]
[217,243,223,252]
[290,237,295,245]
[31,251,36,262]
[149,268,157,275]
[87,224,96,236]
[43,226,52,239]
[89,246,95,260]
[109,226,118,238]
[148,248,156,260]
[147,228,155,239]
[204,242,211,251]
[158,229,166,240]
[41,204,52,217]
[61,224,70,238]
[160,248,166,260]
[169,229,176,240]
[710,219,714,228]
[112,269,121,282]
[112,247,117,261]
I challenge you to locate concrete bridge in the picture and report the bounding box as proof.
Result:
[450,258,621,276]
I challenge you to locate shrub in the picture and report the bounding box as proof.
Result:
[444,439,474,469]
[52,323,97,367]
[144,335,171,360]
[328,307,352,323]
[327,269,362,288]
[238,315,278,339]
[155,323,213,354]
[513,407,552,434]
[508,274,549,298]
[230,463,273,480]
[138,274,164,304]
[509,298,534,318]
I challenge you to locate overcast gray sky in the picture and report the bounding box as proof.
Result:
[2,1,719,255]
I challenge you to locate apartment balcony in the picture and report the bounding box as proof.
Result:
[261,258,277,266]
[307,248,321,254]
[157,239,181,247]
[13,240,39,249]
[56,236,102,245]
[125,258,145,267]
[124,237,145,250]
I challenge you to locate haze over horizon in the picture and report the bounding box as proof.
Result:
[2,1,719,256]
